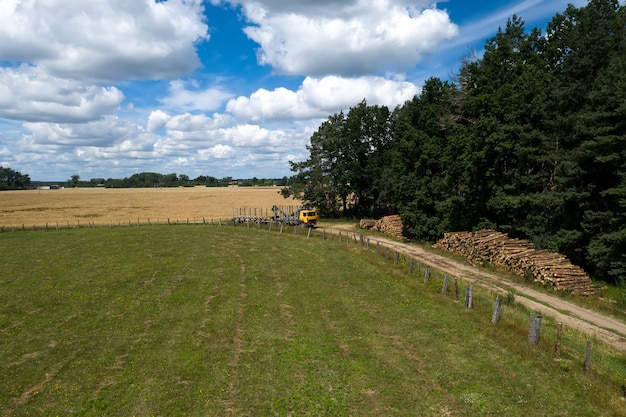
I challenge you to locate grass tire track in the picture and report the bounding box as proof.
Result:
[223,261,247,416]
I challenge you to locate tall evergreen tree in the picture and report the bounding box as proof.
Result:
[461,16,561,240]
[388,78,471,240]
[543,0,626,280]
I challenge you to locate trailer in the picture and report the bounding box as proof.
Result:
[231,205,319,227]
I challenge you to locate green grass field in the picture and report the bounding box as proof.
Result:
[1,224,625,416]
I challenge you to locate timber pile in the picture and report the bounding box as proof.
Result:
[433,229,598,296]
[374,215,405,239]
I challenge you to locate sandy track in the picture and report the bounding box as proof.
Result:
[325,227,626,352]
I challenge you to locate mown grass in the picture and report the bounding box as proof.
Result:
[1,224,625,416]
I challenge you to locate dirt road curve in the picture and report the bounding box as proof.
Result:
[326,228,626,351]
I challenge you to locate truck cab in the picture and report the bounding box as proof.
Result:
[298,209,319,226]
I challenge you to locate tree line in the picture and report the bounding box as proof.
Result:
[68,172,233,188]
[0,171,294,189]
[21,172,291,190]
[285,0,626,286]
[71,173,292,188]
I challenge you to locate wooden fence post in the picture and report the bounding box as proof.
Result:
[491,296,502,324]
[424,266,430,282]
[454,278,459,301]
[385,247,390,261]
[307,227,312,238]
[465,284,473,308]
[441,275,449,293]
[409,259,415,274]
[555,323,562,360]
[394,251,399,266]
[528,313,543,344]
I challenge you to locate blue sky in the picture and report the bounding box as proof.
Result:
[0,0,590,181]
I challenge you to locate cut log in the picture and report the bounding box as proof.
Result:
[359,219,377,229]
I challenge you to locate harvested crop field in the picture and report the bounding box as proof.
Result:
[0,187,302,227]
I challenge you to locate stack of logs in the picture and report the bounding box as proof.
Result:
[360,215,405,239]
[433,229,599,296]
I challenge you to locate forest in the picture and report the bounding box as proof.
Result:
[285,0,626,286]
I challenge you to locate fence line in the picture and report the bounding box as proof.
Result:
[0,217,234,232]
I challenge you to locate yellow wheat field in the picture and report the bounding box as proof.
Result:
[0,187,302,227]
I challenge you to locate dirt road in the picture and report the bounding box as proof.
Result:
[325,227,626,351]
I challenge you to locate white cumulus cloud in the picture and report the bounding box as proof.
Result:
[0,0,209,82]
[161,80,234,112]
[22,116,145,147]
[237,0,458,76]
[0,66,124,123]
[226,75,420,122]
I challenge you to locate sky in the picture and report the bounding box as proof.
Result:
[0,0,591,181]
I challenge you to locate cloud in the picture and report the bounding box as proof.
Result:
[147,110,171,133]
[22,116,145,147]
[300,75,420,110]
[226,87,311,122]
[197,144,236,160]
[220,124,288,149]
[235,0,458,76]
[0,0,209,82]
[226,75,420,122]
[0,66,124,123]
[160,80,234,112]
